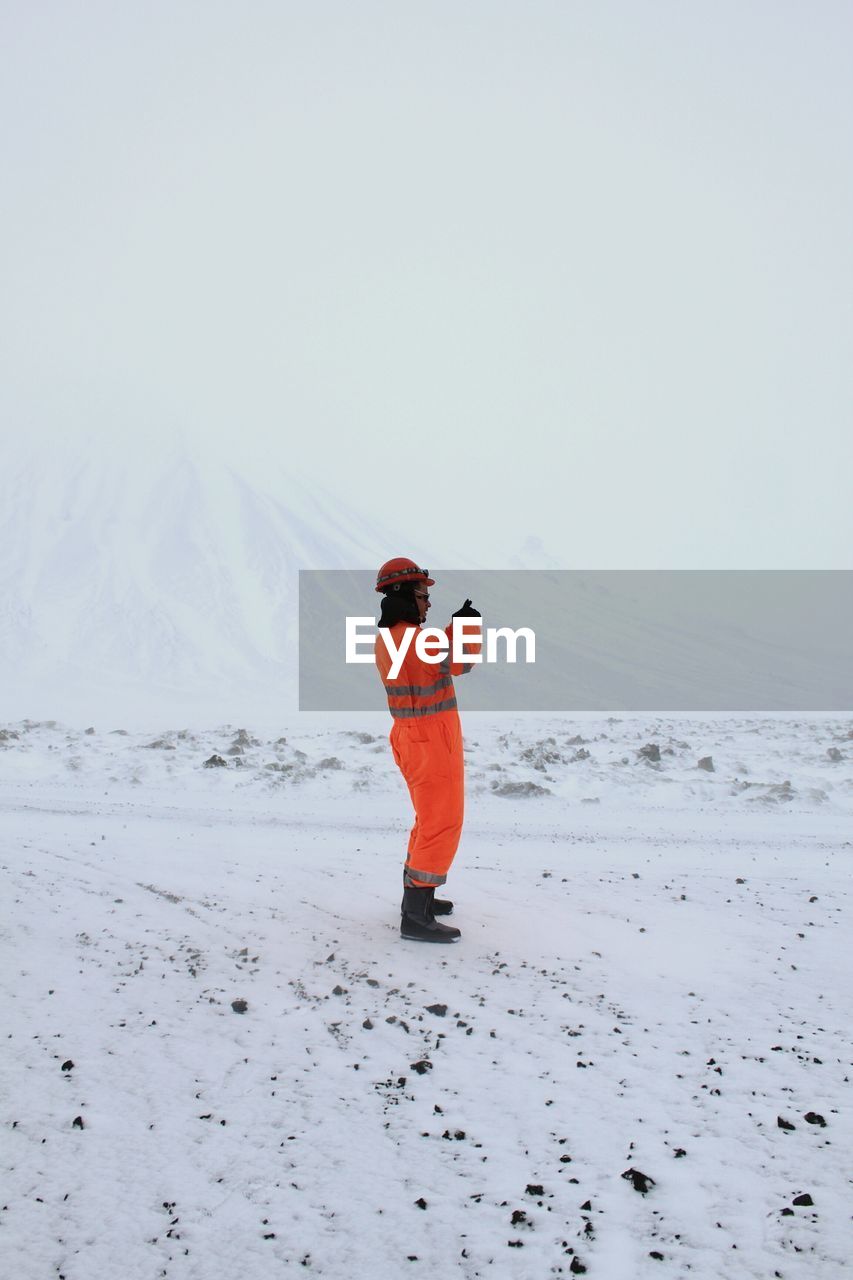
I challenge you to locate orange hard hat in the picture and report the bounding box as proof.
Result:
[375,557,435,593]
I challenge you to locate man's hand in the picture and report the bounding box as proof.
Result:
[452,599,481,618]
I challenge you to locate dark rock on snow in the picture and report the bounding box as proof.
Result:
[491,780,551,797]
[622,1168,655,1194]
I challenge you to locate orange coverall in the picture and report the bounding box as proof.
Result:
[375,623,476,888]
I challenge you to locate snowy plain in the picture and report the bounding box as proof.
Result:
[2,713,851,1280]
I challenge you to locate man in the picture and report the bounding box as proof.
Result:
[373,558,480,943]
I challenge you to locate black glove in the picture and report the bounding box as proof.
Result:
[452,598,481,618]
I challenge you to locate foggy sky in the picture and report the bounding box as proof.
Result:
[2,1,851,569]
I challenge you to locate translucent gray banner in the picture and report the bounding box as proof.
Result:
[299,571,852,711]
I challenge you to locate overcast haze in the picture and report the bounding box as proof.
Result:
[2,1,851,568]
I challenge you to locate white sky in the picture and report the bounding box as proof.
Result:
[2,1,851,568]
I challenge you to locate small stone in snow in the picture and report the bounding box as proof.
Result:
[72,1116,84,1130]
[231,999,248,1014]
[697,756,715,772]
[777,1117,796,1131]
[61,1060,74,1072]
[793,1193,814,1207]
[414,1197,428,1210]
[525,1184,544,1197]
[622,1169,655,1194]
[332,985,346,996]
[362,1019,373,1030]
[804,1112,826,1126]
[203,754,227,768]
[410,1060,432,1075]
[425,1004,447,1017]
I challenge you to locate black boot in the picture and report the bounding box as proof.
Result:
[401,886,454,915]
[401,886,461,943]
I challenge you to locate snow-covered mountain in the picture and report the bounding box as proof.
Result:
[3,433,849,727]
[0,432,438,725]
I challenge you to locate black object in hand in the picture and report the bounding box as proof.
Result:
[452,599,481,618]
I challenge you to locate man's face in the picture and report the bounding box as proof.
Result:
[413,587,430,624]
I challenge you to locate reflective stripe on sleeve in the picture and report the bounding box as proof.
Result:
[384,675,453,697]
[389,696,458,720]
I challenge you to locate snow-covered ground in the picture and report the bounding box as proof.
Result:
[2,714,851,1279]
